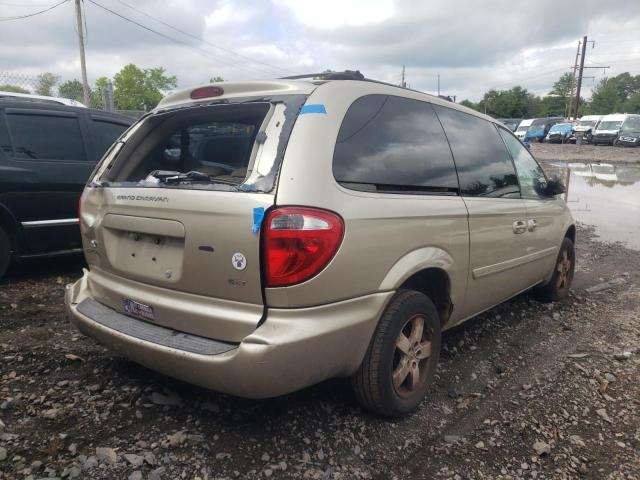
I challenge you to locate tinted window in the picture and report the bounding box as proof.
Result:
[498,128,547,198]
[434,105,519,197]
[91,120,128,161]
[7,113,86,161]
[333,95,459,193]
[0,115,10,157]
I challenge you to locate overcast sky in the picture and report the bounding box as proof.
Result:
[1,0,640,101]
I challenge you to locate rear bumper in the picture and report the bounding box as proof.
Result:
[65,270,393,398]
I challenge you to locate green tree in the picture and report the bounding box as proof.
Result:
[476,86,540,118]
[459,99,477,110]
[34,72,60,96]
[550,73,575,98]
[58,79,86,102]
[113,64,177,111]
[590,78,622,114]
[539,95,566,117]
[544,72,576,116]
[0,84,30,94]
[209,76,224,83]
[589,73,640,114]
[90,76,110,109]
[622,92,640,114]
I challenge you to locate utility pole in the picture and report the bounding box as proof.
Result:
[74,0,91,106]
[400,65,406,88]
[437,74,440,96]
[567,40,581,118]
[573,36,588,120]
[572,36,610,119]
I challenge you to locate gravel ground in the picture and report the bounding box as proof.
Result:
[1,225,639,480]
[531,143,640,164]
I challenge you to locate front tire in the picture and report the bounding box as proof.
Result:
[533,237,575,303]
[352,290,441,417]
[0,226,11,280]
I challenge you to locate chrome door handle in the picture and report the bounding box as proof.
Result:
[513,220,527,234]
[527,219,538,232]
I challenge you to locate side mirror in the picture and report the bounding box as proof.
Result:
[544,175,566,196]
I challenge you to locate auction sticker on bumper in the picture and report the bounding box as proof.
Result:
[123,298,155,321]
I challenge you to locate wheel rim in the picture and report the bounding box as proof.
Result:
[556,249,572,290]
[392,314,432,398]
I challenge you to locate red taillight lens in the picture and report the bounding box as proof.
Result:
[190,86,224,99]
[263,207,344,287]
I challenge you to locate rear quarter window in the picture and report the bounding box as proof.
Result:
[0,114,10,158]
[6,112,86,161]
[332,95,459,194]
[434,105,519,198]
[91,120,129,161]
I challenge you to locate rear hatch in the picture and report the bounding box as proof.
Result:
[79,91,308,342]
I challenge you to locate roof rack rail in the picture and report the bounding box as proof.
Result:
[279,70,430,97]
[280,70,365,81]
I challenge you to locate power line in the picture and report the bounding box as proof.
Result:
[85,0,292,78]
[112,0,295,77]
[0,1,59,6]
[490,66,569,90]
[0,0,68,21]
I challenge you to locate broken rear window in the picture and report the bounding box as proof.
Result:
[99,102,274,190]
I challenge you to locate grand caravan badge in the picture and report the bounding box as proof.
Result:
[116,194,169,203]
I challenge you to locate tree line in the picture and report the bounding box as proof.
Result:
[3,66,638,117]
[0,64,208,111]
[459,72,640,119]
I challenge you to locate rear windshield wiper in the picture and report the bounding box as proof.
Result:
[149,170,239,186]
[339,181,459,195]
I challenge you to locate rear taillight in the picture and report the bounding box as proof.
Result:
[190,86,224,99]
[263,207,344,288]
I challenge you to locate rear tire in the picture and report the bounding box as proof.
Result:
[352,289,441,417]
[533,237,575,303]
[0,226,11,280]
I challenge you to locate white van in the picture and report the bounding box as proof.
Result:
[571,115,602,143]
[592,113,627,146]
[514,118,534,140]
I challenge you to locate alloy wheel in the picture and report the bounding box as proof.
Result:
[392,314,433,397]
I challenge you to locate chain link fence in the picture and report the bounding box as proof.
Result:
[0,71,145,119]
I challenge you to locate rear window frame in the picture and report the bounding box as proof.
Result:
[91,94,308,194]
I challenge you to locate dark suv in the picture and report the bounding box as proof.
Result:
[0,99,133,278]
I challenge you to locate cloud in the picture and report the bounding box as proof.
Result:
[0,0,639,101]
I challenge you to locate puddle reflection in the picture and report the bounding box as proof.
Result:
[544,162,640,250]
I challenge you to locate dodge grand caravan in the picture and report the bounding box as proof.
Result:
[65,72,575,417]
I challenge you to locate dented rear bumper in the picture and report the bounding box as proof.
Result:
[65,270,392,398]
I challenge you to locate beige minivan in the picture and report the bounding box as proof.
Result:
[65,72,575,417]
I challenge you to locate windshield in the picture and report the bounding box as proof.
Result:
[621,117,640,132]
[577,120,597,127]
[550,124,571,133]
[597,121,623,131]
[516,125,529,132]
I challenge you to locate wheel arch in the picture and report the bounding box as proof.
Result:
[565,224,576,244]
[378,247,456,326]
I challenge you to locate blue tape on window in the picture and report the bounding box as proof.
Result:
[299,104,327,115]
[252,207,265,234]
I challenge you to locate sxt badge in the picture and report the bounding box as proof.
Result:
[231,252,247,271]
